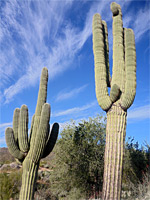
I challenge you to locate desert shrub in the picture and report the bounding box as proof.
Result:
[50,115,106,199]
[122,171,150,199]
[0,118,149,200]
[35,176,57,200]
[122,139,150,199]
[0,170,21,200]
[50,117,149,200]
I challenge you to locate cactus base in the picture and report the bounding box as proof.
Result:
[102,104,127,200]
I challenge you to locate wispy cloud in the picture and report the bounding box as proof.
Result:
[0,0,112,104]
[53,100,97,117]
[0,122,12,131]
[55,84,88,102]
[123,3,150,42]
[1,0,149,104]
[128,105,150,121]
[1,0,75,103]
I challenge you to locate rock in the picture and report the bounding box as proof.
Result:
[0,164,9,170]
[0,162,21,171]
[10,162,21,169]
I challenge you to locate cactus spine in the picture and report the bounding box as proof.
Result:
[5,67,59,200]
[92,2,136,200]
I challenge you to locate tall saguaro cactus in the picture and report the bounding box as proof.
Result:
[92,2,136,200]
[5,67,59,200]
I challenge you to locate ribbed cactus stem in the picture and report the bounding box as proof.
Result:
[18,105,29,152]
[13,108,20,142]
[102,105,126,199]
[28,103,50,163]
[19,159,39,200]
[111,2,125,93]
[92,14,112,111]
[5,127,25,160]
[92,2,136,200]
[5,67,59,200]
[42,123,59,158]
[35,67,48,116]
[30,67,48,148]
[102,20,111,87]
[110,84,120,102]
[121,28,136,109]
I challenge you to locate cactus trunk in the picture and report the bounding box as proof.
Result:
[92,2,136,200]
[19,159,39,200]
[102,104,126,200]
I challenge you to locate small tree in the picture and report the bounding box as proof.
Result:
[49,116,149,200]
[50,115,106,199]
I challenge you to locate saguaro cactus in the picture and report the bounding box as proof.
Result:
[92,2,136,200]
[5,67,59,200]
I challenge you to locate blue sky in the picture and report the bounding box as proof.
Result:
[0,0,150,147]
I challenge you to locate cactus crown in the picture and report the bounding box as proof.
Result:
[5,67,59,163]
[92,2,136,111]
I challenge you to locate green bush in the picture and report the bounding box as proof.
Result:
[49,117,149,200]
[122,139,150,199]
[50,115,106,199]
[0,170,22,200]
[0,117,149,200]
[34,176,57,200]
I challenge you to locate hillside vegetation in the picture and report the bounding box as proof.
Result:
[0,116,150,200]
